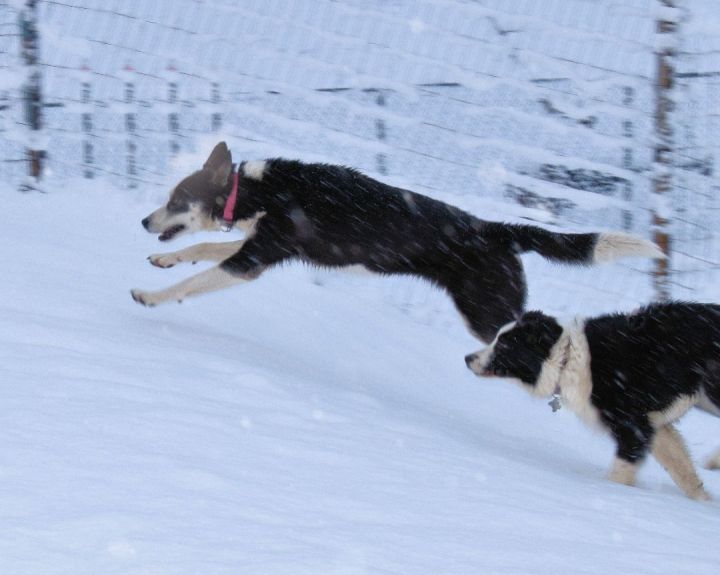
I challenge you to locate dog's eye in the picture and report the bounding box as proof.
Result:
[167,197,185,211]
[526,334,538,345]
[496,339,511,352]
[167,188,190,210]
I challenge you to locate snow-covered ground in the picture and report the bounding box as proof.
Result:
[2,176,719,575]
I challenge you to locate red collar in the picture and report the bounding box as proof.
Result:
[222,169,239,232]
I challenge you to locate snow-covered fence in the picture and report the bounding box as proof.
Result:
[18,61,223,188]
[621,86,636,232]
[79,64,93,179]
[2,0,720,304]
[120,64,138,189]
[668,70,720,300]
[6,66,646,234]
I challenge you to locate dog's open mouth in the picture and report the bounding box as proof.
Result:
[159,224,186,242]
[477,365,502,377]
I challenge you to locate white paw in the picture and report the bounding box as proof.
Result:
[131,288,161,307]
[131,288,183,307]
[131,288,154,307]
[148,253,183,268]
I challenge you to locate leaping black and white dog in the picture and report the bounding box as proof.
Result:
[465,303,720,500]
[131,142,662,343]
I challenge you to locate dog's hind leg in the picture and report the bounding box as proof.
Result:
[697,386,720,469]
[652,424,710,500]
[148,240,246,268]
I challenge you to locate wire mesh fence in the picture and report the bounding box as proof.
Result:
[1,0,718,305]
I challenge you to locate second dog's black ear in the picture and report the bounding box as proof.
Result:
[519,311,546,324]
[204,142,233,186]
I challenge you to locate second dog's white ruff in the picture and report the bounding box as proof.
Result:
[536,318,600,427]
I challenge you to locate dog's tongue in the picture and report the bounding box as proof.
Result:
[159,224,185,241]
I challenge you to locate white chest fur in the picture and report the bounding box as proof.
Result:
[551,319,602,428]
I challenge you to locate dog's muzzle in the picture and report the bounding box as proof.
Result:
[140,211,186,241]
[465,349,494,377]
[157,224,186,241]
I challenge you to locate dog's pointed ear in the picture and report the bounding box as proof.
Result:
[204,142,233,186]
[204,142,231,169]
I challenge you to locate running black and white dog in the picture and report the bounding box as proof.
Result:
[131,142,662,343]
[465,303,720,499]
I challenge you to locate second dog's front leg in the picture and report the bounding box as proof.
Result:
[608,457,639,487]
[131,265,256,306]
[607,419,652,488]
[148,241,246,268]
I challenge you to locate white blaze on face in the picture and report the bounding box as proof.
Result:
[465,320,517,376]
[466,347,493,375]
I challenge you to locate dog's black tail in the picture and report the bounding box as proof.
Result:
[487,223,664,265]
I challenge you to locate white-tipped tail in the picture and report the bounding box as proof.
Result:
[593,232,666,264]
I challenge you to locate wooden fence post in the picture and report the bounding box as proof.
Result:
[19,0,43,187]
[167,62,180,157]
[652,0,679,301]
[621,86,634,232]
[121,63,138,189]
[211,81,222,132]
[374,89,388,176]
[80,63,94,179]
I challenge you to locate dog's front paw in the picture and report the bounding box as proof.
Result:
[148,253,182,268]
[131,288,157,307]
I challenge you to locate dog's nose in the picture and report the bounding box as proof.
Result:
[465,353,476,368]
[141,216,151,230]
